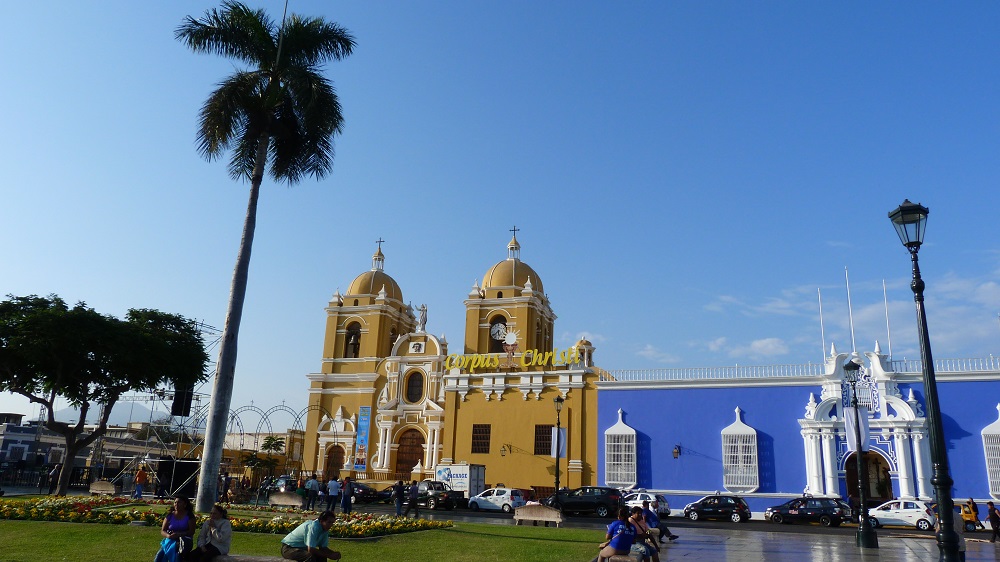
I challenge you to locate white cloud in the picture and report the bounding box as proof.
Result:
[707,337,727,351]
[636,344,679,364]
[727,337,790,360]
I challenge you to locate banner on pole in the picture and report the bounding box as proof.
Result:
[550,427,566,458]
[354,407,371,470]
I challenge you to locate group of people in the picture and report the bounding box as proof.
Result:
[299,475,355,515]
[595,500,677,562]
[154,496,342,562]
[153,497,233,562]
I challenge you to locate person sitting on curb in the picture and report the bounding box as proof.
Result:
[280,510,342,562]
[643,500,678,547]
[593,507,636,562]
[628,506,658,562]
[190,504,232,562]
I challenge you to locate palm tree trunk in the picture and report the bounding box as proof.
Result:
[196,133,270,513]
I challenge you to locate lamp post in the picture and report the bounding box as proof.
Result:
[844,357,878,549]
[888,200,959,561]
[554,395,565,493]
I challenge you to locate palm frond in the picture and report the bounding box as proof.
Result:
[280,16,356,67]
[176,0,276,68]
[196,71,266,161]
[270,68,343,182]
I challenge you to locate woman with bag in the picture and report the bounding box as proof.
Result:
[154,497,196,562]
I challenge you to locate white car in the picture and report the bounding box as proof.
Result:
[468,487,527,513]
[868,500,937,530]
[623,492,670,516]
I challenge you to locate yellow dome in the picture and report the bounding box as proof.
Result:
[348,270,403,302]
[482,259,543,294]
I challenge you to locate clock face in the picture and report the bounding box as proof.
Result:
[490,323,507,340]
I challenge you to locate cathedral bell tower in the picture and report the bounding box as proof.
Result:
[464,231,556,362]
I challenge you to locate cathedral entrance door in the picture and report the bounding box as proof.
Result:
[325,445,345,479]
[845,452,893,508]
[395,429,425,474]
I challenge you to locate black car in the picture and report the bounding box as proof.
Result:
[346,482,380,504]
[764,497,850,527]
[683,494,752,523]
[546,486,623,518]
[266,475,298,493]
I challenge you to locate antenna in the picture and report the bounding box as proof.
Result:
[883,280,893,361]
[845,267,857,353]
[818,288,827,361]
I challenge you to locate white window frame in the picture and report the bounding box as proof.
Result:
[604,408,637,489]
[981,404,1000,499]
[7,444,27,462]
[721,406,759,493]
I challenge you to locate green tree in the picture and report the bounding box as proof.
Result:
[0,295,208,495]
[261,435,285,456]
[175,1,355,512]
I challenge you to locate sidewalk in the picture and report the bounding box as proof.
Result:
[654,526,998,561]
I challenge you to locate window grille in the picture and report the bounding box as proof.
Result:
[534,424,553,455]
[471,424,491,454]
[604,409,636,489]
[48,448,64,464]
[982,405,1000,499]
[721,407,759,493]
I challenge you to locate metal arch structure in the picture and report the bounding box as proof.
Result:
[228,405,273,451]
[259,404,302,435]
[297,404,335,429]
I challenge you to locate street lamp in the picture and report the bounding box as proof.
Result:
[888,200,959,561]
[844,357,878,549]
[554,395,565,493]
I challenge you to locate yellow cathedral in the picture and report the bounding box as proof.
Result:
[302,235,601,492]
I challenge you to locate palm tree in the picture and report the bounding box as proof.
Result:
[176,1,355,512]
[261,435,286,456]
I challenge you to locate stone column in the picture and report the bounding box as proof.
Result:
[821,431,838,496]
[893,429,914,499]
[912,431,931,499]
[802,430,824,495]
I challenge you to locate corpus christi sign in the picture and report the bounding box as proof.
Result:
[445,346,581,371]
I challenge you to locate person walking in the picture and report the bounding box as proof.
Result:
[938,505,967,562]
[305,475,320,511]
[134,465,148,499]
[340,477,353,515]
[326,477,341,514]
[403,480,420,518]
[988,501,1000,542]
[969,498,986,530]
[392,480,405,517]
[47,464,61,495]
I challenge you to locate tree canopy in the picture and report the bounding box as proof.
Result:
[0,295,209,494]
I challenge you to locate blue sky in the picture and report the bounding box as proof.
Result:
[2,1,999,421]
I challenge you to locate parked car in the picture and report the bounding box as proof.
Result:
[468,487,527,513]
[405,480,463,510]
[764,497,851,527]
[546,486,623,518]
[378,484,396,503]
[683,494,751,522]
[267,475,298,493]
[624,492,670,516]
[869,500,936,530]
[347,482,381,504]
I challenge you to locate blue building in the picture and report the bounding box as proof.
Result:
[597,345,1000,514]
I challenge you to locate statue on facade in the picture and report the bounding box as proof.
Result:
[417,304,427,332]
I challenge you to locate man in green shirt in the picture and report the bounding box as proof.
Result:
[280,511,341,561]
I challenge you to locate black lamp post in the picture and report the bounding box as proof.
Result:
[844,357,878,549]
[554,395,565,493]
[888,200,959,561]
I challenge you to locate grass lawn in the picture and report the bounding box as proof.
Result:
[0,519,601,562]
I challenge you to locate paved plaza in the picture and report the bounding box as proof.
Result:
[649,527,998,561]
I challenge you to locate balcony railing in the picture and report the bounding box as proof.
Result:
[607,363,826,382]
[889,356,1000,374]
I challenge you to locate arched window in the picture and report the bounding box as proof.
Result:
[497,291,503,299]
[405,372,424,403]
[353,299,359,306]
[489,315,507,354]
[346,322,361,358]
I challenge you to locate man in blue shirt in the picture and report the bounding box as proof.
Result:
[280,511,341,561]
[643,500,678,547]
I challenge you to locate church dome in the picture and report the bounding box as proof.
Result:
[348,270,403,301]
[347,243,403,302]
[481,234,544,294]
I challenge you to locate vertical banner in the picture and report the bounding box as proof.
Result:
[550,427,566,458]
[354,407,371,471]
[842,381,870,453]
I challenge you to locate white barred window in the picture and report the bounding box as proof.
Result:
[722,407,759,493]
[981,404,1000,499]
[604,409,636,489]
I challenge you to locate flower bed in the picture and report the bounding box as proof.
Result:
[0,497,451,537]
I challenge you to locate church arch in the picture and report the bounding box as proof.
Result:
[394,428,425,474]
[346,322,362,358]
[489,315,507,353]
[325,444,346,479]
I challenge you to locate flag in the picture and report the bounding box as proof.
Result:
[551,427,566,458]
[844,406,870,452]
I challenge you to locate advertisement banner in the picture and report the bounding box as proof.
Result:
[354,407,371,471]
[550,427,566,458]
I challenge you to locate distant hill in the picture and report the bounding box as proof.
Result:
[53,402,204,427]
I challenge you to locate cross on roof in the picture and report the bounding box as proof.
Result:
[375,237,385,250]
[509,226,519,237]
